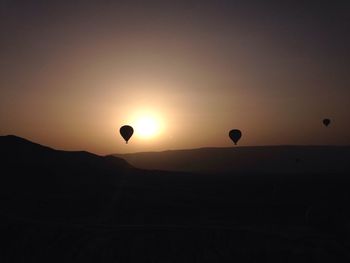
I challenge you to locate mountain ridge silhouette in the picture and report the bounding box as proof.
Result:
[113,145,350,175]
[0,135,136,222]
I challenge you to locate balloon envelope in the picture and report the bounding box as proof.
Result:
[229,129,242,145]
[323,118,331,127]
[120,125,134,143]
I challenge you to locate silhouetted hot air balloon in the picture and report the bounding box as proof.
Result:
[323,118,331,127]
[120,125,134,144]
[229,129,242,145]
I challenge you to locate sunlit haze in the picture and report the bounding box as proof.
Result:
[134,116,160,139]
[1,1,349,154]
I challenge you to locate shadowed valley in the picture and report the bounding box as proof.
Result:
[1,135,350,262]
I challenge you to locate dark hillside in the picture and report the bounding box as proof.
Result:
[0,135,132,221]
[1,136,350,262]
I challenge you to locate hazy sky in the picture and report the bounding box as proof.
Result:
[1,0,349,154]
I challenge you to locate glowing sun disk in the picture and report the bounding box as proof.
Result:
[135,117,159,138]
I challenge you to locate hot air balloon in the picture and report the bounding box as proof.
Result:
[323,118,331,127]
[120,125,134,144]
[229,129,242,145]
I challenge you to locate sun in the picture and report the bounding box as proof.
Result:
[134,116,159,138]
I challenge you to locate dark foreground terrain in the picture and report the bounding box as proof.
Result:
[1,135,350,262]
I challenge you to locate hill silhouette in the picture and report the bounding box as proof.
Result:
[2,135,350,262]
[0,135,196,223]
[0,135,135,222]
[113,145,350,175]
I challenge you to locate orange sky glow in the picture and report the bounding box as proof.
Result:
[1,1,349,154]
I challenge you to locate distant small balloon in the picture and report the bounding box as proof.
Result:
[229,129,242,145]
[120,125,134,144]
[323,118,331,127]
